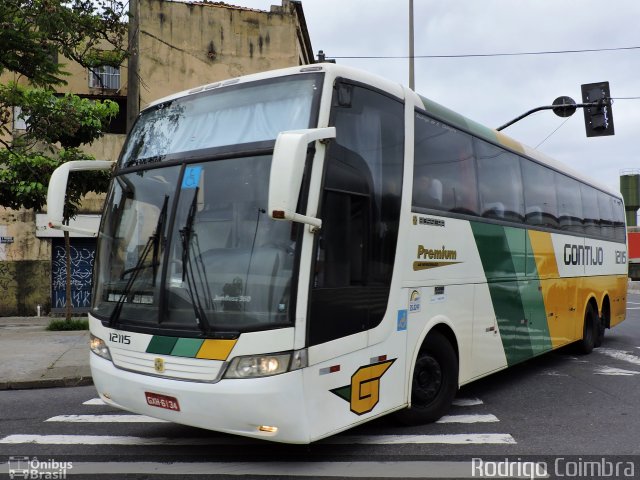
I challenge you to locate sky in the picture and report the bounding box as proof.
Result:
[233,0,640,195]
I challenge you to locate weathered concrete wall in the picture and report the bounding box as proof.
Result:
[0,209,51,315]
[0,260,51,316]
[83,133,127,164]
[138,0,306,106]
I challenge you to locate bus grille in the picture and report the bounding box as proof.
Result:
[110,346,225,382]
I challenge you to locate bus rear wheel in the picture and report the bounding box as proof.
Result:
[395,331,458,425]
[576,303,598,354]
[594,316,606,348]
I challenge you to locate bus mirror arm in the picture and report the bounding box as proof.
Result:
[47,160,115,236]
[268,127,336,230]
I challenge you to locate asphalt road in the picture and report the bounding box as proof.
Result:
[1,293,640,479]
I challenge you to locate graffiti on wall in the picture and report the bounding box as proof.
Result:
[51,239,96,311]
[0,261,17,292]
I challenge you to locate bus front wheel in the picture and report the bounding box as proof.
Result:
[395,331,458,425]
[576,303,598,354]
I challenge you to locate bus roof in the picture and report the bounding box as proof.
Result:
[143,63,621,199]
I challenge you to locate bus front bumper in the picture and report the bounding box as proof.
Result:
[90,353,312,444]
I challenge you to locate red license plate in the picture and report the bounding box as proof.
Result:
[145,391,180,411]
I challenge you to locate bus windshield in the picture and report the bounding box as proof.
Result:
[92,73,322,336]
[120,74,322,167]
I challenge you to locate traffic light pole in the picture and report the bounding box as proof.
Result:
[496,100,607,132]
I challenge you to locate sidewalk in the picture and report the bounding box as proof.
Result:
[0,316,92,390]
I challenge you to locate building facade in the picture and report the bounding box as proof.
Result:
[0,0,313,315]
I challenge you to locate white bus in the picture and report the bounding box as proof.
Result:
[48,63,628,444]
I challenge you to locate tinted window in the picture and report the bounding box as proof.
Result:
[310,83,404,346]
[612,197,626,242]
[413,113,478,215]
[476,140,524,222]
[598,191,614,239]
[521,159,559,228]
[556,174,583,233]
[580,184,600,237]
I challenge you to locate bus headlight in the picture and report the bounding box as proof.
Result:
[90,334,112,361]
[224,349,307,379]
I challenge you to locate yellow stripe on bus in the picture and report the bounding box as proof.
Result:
[196,339,237,360]
[528,230,577,348]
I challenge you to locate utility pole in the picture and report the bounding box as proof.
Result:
[409,0,415,90]
[127,0,140,133]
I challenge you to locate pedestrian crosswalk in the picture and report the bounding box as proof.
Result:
[0,394,518,478]
[0,395,516,447]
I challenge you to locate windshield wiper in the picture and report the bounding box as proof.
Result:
[179,187,214,333]
[109,196,168,327]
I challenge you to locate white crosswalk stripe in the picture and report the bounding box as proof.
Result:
[436,414,498,424]
[597,348,640,366]
[46,414,170,423]
[451,397,483,407]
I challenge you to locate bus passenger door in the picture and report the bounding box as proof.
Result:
[303,80,405,440]
[307,81,404,349]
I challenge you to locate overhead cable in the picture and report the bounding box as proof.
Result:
[329,45,640,59]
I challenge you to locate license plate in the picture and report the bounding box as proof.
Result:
[145,391,180,411]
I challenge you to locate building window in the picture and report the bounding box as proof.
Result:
[89,65,120,90]
[13,106,27,130]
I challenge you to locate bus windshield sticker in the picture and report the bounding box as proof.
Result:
[182,166,203,189]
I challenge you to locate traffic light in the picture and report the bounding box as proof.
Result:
[581,82,614,137]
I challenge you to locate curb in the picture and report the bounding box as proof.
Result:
[0,376,93,391]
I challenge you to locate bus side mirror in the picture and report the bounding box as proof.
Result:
[268,127,336,229]
[47,160,115,236]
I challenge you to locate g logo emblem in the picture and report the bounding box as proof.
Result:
[331,359,396,415]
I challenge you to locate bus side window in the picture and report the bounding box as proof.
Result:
[598,191,614,239]
[580,184,601,237]
[556,173,583,233]
[476,139,524,223]
[413,113,478,215]
[521,158,559,229]
[612,197,626,242]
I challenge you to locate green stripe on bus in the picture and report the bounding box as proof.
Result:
[146,335,179,355]
[471,222,553,365]
[419,95,499,143]
[522,231,552,356]
[171,338,205,357]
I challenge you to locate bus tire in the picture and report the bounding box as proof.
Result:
[594,316,605,348]
[576,303,597,354]
[395,331,458,425]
